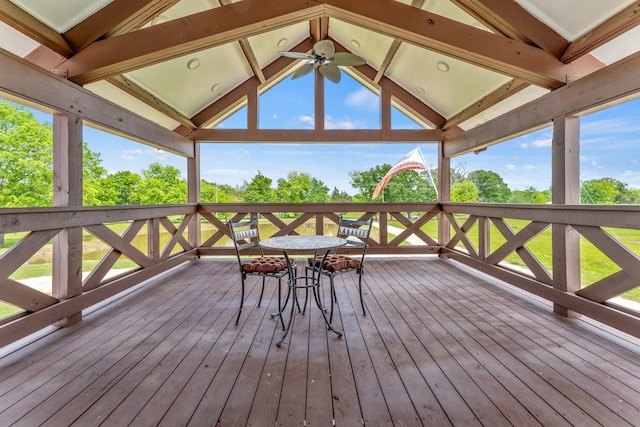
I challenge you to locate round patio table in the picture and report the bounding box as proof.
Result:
[259,235,347,347]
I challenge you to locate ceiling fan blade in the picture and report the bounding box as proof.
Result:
[313,39,335,59]
[291,62,318,80]
[331,52,366,66]
[319,63,341,83]
[279,51,314,60]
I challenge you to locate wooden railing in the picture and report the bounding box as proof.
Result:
[441,203,640,338]
[197,203,441,256]
[1,202,639,347]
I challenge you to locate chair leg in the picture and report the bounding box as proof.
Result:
[236,276,246,325]
[329,275,336,324]
[258,276,266,307]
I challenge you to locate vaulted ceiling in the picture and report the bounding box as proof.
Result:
[1,0,639,156]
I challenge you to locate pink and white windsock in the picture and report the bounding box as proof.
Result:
[372,147,426,200]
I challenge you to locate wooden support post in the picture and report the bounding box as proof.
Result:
[552,115,581,317]
[315,68,324,131]
[381,86,392,140]
[188,143,200,251]
[52,112,83,326]
[438,142,451,250]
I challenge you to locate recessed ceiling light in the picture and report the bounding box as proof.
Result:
[436,61,450,72]
[187,58,200,70]
[151,15,168,25]
[350,39,361,49]
[211,83,222,92]
[277,38,288,48]
[415,86,425,95]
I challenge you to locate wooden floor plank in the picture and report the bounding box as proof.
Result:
[1,257,639,427]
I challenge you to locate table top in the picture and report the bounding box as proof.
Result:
[259,235,347,253]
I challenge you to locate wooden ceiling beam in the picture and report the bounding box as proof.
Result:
[0,49,193,157]
[189,128,443,143]
[63,0,179,52]
[322,0,586,89]
[57,0,324,85]
[451,0,568,59]
[0,0,72,57]
[561,2,640,63]
[310,16,329,42]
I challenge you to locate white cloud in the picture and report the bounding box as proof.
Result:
[520,143,528,148]
[523,165,536,170]
[121,148,143,160]
[531,138,551,148]
[297,115,314,127]
[272,114,278,119]
[506,164,516,170]
[345,87,377,111]
[325,115,355,129]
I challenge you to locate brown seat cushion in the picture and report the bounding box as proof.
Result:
[242,257,287,274]
[308,254,361,272]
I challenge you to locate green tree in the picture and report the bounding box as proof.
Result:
[97,171,143,205]
[242,171,276,203]
[276,171,329,203]
[138,162,187,204]
[0,101,53,208]
[580,178,619,204]
[468,169,510,202]
[509,187,547,204]
[82,142,108,205]
[330,187,352,202]
[350,164,435,202]
[201,180,238,203]
[451,180,478,202]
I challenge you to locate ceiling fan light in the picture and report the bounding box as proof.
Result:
[277,38,288,48]
[187,58,200,70]
[436,61,450,72]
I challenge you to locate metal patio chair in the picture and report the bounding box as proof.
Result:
[306,216,373,322]
[229,216,293,325]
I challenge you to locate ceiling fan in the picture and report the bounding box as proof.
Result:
[279,39,366,83]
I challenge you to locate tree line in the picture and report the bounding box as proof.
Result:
[2,100,640,209]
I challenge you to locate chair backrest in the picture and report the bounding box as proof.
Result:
[228,217,263,262]
[337,216,373,258]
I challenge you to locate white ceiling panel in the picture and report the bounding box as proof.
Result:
[387,44,511,119]
[85,81,180,130]
[459,85,549,130]
[329,20,394,70]
[591,25,640,65]
[125,43,252,118]
[0,21,38,57]
[516,0,636,41]
[10,0,113,32]
[248,22,310,69]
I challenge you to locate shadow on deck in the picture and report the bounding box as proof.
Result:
[1,257,639,426]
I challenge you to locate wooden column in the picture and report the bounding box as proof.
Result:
[52,112,83,326]
[380,86,392,140]
[188,143,201,251]
[438,142,451,249]
[315,68,324,131]
[552,115,581,317]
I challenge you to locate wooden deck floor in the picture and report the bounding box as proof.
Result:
[1,257,640,426]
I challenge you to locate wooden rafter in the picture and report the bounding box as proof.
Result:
[451,0,568,59]
[310,16,329,42]
[57,0,325,85]
[374,0,424,84]
[63,0,180,52]
[561,1,640,63]
[220,0,265,83]
[321,0,588,89]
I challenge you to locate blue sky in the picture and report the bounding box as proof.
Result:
[8,71,640,194]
